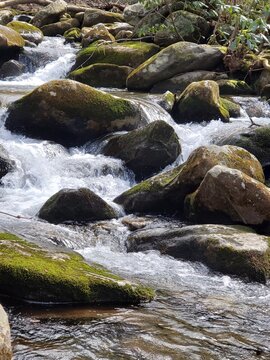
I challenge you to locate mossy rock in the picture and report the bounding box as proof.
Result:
[7,21,43,45]
[69,63,133,88]
[127,224,270,283]
[0,232,154,304]
[0,24,25,49]
[172,80,230,123]
[82,9,124,27]
[38,188,117,224]
[63,27,81,42]
[41,18,80,36]
[72,41,160,71]
[115,144,264,214]
[217,79,253,96]
[220,97,241,118]
[5,79,143,147]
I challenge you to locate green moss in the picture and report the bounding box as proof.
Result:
[0,24,25,48]
[7,20,42,34]
[63,27,81,42]
[221,97,241,118]
[0,232,155,304]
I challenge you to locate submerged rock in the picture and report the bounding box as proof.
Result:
[127,224,270,283]
[38,188,117,224]
[0,304,12,360]
[31,0,67,28]
[0,232,154,304]
[5,79,143,147]
[115,145,264,214]
[7,21,43,45]
[102,120,181,180]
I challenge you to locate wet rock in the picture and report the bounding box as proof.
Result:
[82,23,115,47]
[185,165,270,226]
[123,3,146,26]
[172,80,230,123]
[41,18,80,36]
[7,21,43,45]
[82,9,124,27]
[72,40,159,70]
[0,232,154,304]
[220,97,241,118]
[31,0,67,28]
[217,79,253,96]
[0,24,25,51]
[69,63,132,88]
[0,144,15,179]
[127,42,225,91]
[127,224,270,283]
[157,91,175,112]
[154,10,210,47]
[102,120,181,180]
[115,145,264,214]
[0,59,25,78]
[0,10,14,26]
[0,304,12,359]
[38,188,117,224]
[5,79,143,147]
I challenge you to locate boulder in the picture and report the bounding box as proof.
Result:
[0,24,25,50]
[0,10,13,25]
[72,40,160,70]
[0,304,12,360]
[5,79,143,147]
[115,145,264,214]
[63,27,81,42]
[7,21,43,45]
[69,63,132,88]
[82,8,124,27]
[172,80,230,123]
[41,18,80,36]
[82,23,115,47]
[185,165,270,226]
[157,91,175,112]
[0,144,15,179]
[126,224,270,283]
[0,232,154,304]
[0,59,25,78]
[105,22,133,37]
[38,188,117,224]
[217,79,253,95]
[102,120,181,180]
[123,3,146,26]
[115,29,133,40]
[220,97,241,118]
[127,41,225,91]
[154,10,210,47]
[255,69,270,95]
[31,0,67,28]
[150,70,228,94]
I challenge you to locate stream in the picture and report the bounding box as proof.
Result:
[0,37,269,360]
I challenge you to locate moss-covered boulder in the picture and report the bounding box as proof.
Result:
[69,63,133,88]
[154,10,210,47]
[0,232,154,304]
[0,304,12,360]
[0,24,25,51]
[126,224,270,283]
[72,41,160,70]
[82,24,115,47]
[41,18,80,36]
[150,70,227,94]
[31,0,67,28]
[220,97,241,118]
[127,42,225,91]
[185,165,270,226]
[63,27,81,42]
[217,79,253,96]
[172,80,230,123]
[102,120,181,180]
[5,79,143,147]
[115,145,264,214]
[7,21,43,45]
[38,188,117,224]
[82,9,124,27]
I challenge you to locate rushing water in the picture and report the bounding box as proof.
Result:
[0,37,269,360]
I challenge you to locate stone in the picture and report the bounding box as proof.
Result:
[0,232,154,304]
[0,10,13,26]
[0,304,12,360]
[63,27,81,42]
[157,91,175,112]
[0,144,15,179]
[69,63,132,88]
[7,20,43,45]
[5,79,144,147]
[82,23,115,47]
[115,145,264,214]
[0,59,25,78]
[31,0,67,28]
[41,18,80,36]
[172,80,230,123]
[126,224,270,283]
[220,97,241,118]
[255,69,270,95]
[217,79,253,95]
[82,8,124,27]
[127,41,225,91]
[0,24,25,50]
[123,3,146,26]
[102,120,181,180]
[105,22,133,37]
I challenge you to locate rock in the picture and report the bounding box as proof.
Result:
[220,97,241,118]
[0,59,25,78]
[38,188,117,224]
[255,69,270,95]
[217,79,253,95]
[105,22,133,37]
[172,80,230,123]
[5,79,143,147]
[69,63,132,88]
[41,18,80,36]
[150,70,228,94]
[82,23,115,47]
[123,3,146,26]
[157,91,175,112]
[82,9,124,27]
[31,0,67,28]
[261,84,270,99]
[0,10,13,26]
[7,21,43,45]
[0,304,12,360]
[0,232,154,304]
[115,29,133,40]
[63,27,81,42]
[126,224,270,283]
[127,41,225,91]
[185,165,270,226]
[0,144,15,179]
[154,10,210,47]
[115,145,264,214]
[102,120,181,180]
[72,40,160,70]
[0,24,25,50]
[74,11,84,23]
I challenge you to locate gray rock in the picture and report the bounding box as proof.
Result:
[31,0,67,28]
[0,59,25,78]
[41,18,80,36]
[0,10,13,26]
[123,3,146,26]
[82,8,124,27]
